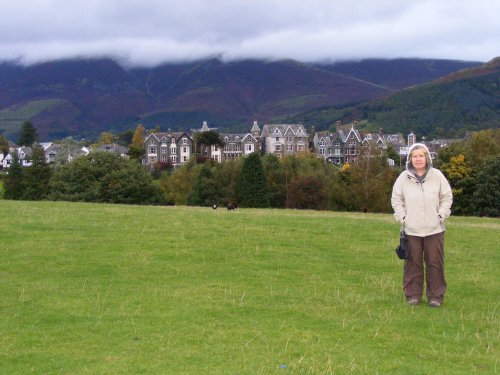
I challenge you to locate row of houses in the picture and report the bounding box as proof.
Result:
[1,120,456,170]
[0,142,128,169]
[143,120,443,168]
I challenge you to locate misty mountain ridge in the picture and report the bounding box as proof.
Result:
[0,57,489,140]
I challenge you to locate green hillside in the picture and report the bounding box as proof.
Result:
[0,99,65,137]
[1,200,498,374]
[289,61,500,138]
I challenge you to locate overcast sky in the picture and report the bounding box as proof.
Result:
[0,0,498,67]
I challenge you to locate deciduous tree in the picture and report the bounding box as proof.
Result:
[441,154,474,215]
[188,163,219,206]
[129,125,146,162]
[472,156,500,217]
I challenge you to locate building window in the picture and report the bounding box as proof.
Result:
[161,146,167,154]
[149,139,156,145]
[171,137,176,143]
[275,145,281,152]
[246,144,252,151]
[319,140,325,146]
[171,147,176,154]
[320,148,325,155]
[287,136,293,143]
[287,144,293,152]
[276,137,280,142]
[183,147,187,153]
[182,138,187,144]
[149,147,157,154]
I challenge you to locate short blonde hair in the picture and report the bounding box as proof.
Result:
[409,145,431,169]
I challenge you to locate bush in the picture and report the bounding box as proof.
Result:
[49,152,164,204]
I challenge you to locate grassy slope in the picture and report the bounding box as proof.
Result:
[0,201,498,374]
[0,99,65,136]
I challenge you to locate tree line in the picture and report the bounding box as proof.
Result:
[1,127,498,217]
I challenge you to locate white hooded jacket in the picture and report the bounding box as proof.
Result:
[391,143,453,237]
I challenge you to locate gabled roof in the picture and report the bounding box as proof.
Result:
[262,124,308,137]
[223,133,258,143]
[146,132,191,143]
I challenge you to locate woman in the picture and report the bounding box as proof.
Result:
[391,143,453,307]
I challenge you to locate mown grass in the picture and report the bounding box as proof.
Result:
[0,200,498,374]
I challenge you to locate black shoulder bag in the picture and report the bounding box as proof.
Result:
[395,226,409,260]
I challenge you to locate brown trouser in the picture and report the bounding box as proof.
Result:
[404,232,446,304]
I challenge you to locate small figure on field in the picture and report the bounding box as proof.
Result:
[227,202,238,211]
[391,143,453,308]
[212,204,217,210]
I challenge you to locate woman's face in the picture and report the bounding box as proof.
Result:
[411,148,427,172]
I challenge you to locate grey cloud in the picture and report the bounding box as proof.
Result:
[0,0,498,66]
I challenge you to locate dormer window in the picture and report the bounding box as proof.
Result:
[171,137,176,143]
[274,128,280,135]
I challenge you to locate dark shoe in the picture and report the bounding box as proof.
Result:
[407,298,420,305]
[429,300,441,308]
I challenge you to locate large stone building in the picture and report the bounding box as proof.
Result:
[313,121,407,165]
[206,121,261,162]
[144,131,193,167]
[260,123,309,158]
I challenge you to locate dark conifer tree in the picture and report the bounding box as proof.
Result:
[262,154,286,208]
[18,121,39,146]
[23,143,51,200]
[0,135,9,157]
[236,153,268,208]
[4,151,24,200]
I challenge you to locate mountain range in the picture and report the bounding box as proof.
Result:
[0,57,494,141]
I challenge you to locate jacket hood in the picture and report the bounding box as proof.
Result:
[406,142,432,172]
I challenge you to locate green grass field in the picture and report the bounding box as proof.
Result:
[0,200,498,374]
